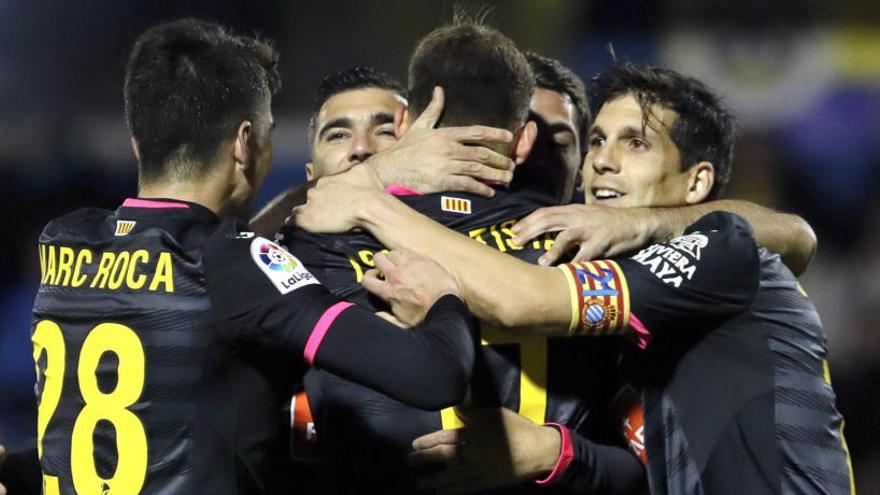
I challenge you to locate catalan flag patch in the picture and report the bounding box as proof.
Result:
[115,220,137,236]
[441,196,472,214]
[558,260,630,336]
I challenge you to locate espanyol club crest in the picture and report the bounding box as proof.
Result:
[582,298,618,333]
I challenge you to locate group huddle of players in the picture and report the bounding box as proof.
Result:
[0,12,855,495]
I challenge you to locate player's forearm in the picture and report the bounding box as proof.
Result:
[356,194,572,332]
[644,200,816,275]
[315,295,475,410]
[249,183,312,236]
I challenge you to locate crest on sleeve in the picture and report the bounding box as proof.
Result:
[441,196,472,214]
[250,237,320,294]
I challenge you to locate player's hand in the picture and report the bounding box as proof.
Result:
[362,250,462,326]
[407,407,561,494]
[292,178,384,233]
[512,204,656,266]
[364,87,516,198]
[0,444,7,495]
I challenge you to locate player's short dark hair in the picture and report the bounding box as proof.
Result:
[525,52,590,143]
[407,18,535,131]
[591,63,735,200]
[124,18,281,182]
[307,66,404,144]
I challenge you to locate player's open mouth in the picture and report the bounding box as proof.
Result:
[591,188,625,200]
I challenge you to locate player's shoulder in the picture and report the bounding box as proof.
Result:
[40,207,113,242]
[400,189,553,227]
[627,211,760,294]
[684,211,755,240]
[205,220,323,313]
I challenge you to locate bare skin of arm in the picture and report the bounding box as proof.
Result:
[250,88,515,235]
[512,200,817,275]
[249,182,312,236]
[295,182,572,332]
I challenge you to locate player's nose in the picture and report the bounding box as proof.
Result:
[348,134,377,164]
[591,143,620,174]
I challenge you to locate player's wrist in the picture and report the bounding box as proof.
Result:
[638,207,672,244]
[356,192,404,231]
[342,162,383,189]
[535,423,573,485]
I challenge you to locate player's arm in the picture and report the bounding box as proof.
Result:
[513,200,816,275]
[0,443,41,495]
[204,223,475,411]
[250,87,517,236]
[296,183,760,336]
[249,182,312,236]
[294,183,573,331]
[407,408,645,494]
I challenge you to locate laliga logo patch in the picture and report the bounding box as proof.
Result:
[250,237,320,294]
[259,243,297,272]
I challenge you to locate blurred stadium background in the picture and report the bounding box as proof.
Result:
[0,0,877,490]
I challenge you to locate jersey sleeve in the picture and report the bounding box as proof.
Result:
[203,221,475,409]
[548,428,647,494]
[557,212,760,346]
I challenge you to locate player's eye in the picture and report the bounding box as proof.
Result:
[588,136,604,149]
[629,138,649,151]
[375,126,396,138]
[325,130,348,143]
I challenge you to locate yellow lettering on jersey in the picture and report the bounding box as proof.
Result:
[39,244,46,282]
[148,252,174,292]
[56,247,75,286]
[796,282,809,298]
[488,224,507,252]
[126,250,149,289]
[349,258,365,283]
[480,325,548,424]
[71,249,92,288]
[500,220,522,250]
[468,227,488,245]
[441,325,548,430]
[45,245,57,285]
[38,246,172,292]
[90,252,115,289]
[108,251,130,290]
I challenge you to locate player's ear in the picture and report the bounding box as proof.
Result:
[395,106,410,139]
[512,120,538,166]
[686,161,714,204]
[305,162,315,181]
[130,137,141,162]
[234,120,253,170]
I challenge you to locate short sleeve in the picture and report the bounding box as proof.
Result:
[204,219,339,354]
[558,212,760,344]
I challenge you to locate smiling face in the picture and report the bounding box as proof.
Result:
[307,87,405,179]
[583,93,698,208]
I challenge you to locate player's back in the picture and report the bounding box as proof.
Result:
[626,245,852,494]
[283,189,624,494]
[32,198,300,494]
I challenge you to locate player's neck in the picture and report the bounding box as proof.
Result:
[138,176,230,216]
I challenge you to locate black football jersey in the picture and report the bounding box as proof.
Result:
[280,189,629,494]
[558,212,853,495]
[30,197,474,495]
